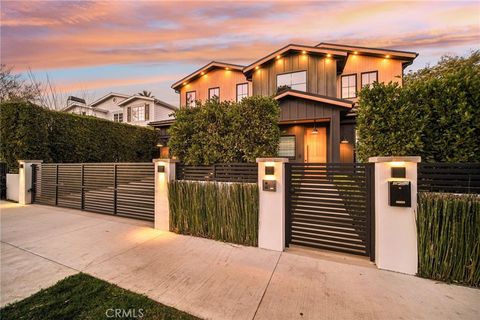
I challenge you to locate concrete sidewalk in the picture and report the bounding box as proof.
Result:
[1,201,479,319]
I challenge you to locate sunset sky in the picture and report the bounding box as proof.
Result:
[2,0,479,106]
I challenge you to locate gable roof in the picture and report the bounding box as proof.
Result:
[316,42,418,60]
[243,44,347,76]
[62,104,108,113]
[90,92,129,107]
[274,89,353,109]
[118,95,177,111]
[171,61,245,91]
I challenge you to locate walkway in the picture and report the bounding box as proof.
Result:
[1,201,478,319]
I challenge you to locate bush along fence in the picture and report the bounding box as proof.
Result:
[168,180,259,246]
[0,101,159,173]
[417,192,480,287]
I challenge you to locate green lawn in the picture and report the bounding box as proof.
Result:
[0,273,199,320]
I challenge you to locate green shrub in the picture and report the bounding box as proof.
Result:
[168,181,258,246]
[417,192,480,287]
[0,101,159,172]
[357,51,480,162]
[168,96,280,165]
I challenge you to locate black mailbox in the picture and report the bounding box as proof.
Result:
[262,180,276,192]
[389,181,411,207]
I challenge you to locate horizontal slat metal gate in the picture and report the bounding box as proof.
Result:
[286,163,375,260]
[32,163,155,221]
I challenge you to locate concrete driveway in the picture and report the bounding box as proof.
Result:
[1,201,479,319]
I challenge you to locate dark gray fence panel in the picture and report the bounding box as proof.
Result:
[176,163,258,183]
[33,163,154,221]
[418,163,480,194]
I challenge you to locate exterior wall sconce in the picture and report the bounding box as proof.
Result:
[312,120,318,134]
[157,165,165,173]
[391,167,406,179]
[340,138,349,144]
[19,164,24,169]
[265,166,275,175]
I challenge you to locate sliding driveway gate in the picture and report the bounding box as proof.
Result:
[32,163,155,221]
[286,163,375,260]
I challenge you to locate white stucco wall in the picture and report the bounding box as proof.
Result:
[6,173,19,202]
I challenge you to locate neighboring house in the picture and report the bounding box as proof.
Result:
[63,93,177,127]
[154,42,418,163]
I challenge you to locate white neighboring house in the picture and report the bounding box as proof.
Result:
[62,93,177,126]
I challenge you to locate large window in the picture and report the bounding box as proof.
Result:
[131,106,145,122]
[277,71,307,91]
[114,112,123,122]
[236,83,248,102]
[186,91,196,107]
[278,136,296,159]
[341,74,357,99]
[208,87,220,100]
[361,71,378,88]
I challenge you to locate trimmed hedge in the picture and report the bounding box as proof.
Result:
[0,101,159,172]
[357,51,480,162]
[168,96,280,165]
[417,192,480,287]
[168,181,258,246]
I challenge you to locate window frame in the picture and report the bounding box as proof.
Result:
[276,70,307,92]
[278,135,297,160]
[341,73,357,99]
[113,112,123,123]
[186,91,196,108]
[131,105,145,122]
[208,87,220,100]
[236,83,249,102]
[361,71,378,88]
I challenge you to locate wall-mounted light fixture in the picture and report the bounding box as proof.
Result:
[19,164,24,169]
[312,120,318,134]
[391,167,406,179]
[158,165,165,173]
[340,138,349,144]
[265,165,275,175]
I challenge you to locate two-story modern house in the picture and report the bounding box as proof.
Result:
[155,42,417,162]
[63,92,177,127]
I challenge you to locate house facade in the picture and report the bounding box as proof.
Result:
[63,93,177,127]
[157,42,417,162]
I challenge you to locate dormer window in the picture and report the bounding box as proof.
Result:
[277,71,307,92]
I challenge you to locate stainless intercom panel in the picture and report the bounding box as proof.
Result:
[262,180,276,192]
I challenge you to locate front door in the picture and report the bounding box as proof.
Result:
[304,127,327,163]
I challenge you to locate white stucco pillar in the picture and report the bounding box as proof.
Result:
[256,158,289,251]
[18,160,43,205]
[153,159,177,230]
[369,156,421,275]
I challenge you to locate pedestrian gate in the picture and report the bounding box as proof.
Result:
[32,163,155,221]
[286,163,375,260]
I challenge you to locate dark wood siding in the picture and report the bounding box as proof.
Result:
[279,97,338,122]
[278,97,341,162]
[252,52,338,97]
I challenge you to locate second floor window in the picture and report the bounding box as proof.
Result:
[361,71,378,88]
[236,83,248,102]
[341,74,357,99]
[186,91,196,107]
[208,87,220,100]
[114,113,123,122]
[277,71,307,92]
[132,106,145,121]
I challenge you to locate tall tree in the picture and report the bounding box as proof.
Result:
[138,90,154,97]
